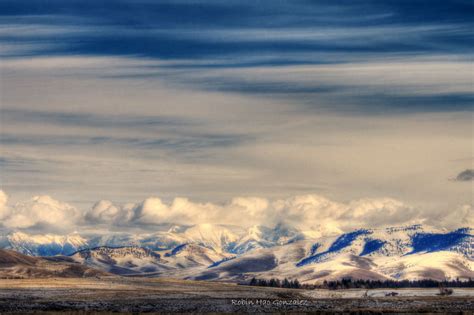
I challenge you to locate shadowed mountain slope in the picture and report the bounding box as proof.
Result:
[0,249,109,278]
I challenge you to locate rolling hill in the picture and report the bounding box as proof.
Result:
[1,224,472,283]
[0,249,109,278]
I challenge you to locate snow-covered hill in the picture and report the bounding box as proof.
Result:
[71,244,232,276]
[233,223,304,254]
[182,224,241,253]
[296,225,472,267]
[6,231,89,256]
[192,225,473,283]
[2,224,472,282]
[3,223,300,256]
[192,243,473,283]
[0,248,109,278]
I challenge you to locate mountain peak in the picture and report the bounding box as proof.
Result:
[183,224,240,253]
[7,231,89,256]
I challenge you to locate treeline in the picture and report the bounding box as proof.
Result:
[249,277,302,289]
[246,277,474,290]
[318,278,474,290]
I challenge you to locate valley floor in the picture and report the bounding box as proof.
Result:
[0,277,473,314]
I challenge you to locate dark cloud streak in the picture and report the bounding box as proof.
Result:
[455,169,474,181]
[1,1,473,114]
[1,1,472,60]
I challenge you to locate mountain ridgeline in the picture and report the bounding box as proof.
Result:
[0,224,472,283]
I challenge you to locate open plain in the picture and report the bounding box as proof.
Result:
[0,277,473,314]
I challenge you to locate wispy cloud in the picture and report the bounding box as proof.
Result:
[2,1,472,113]
[0,0,472,215]
[2,1,472,61]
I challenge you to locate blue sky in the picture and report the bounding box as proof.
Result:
[0,1,472,231]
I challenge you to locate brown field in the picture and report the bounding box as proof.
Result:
[0,277,473,314]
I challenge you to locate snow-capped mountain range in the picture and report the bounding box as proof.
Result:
[0,224,472,283]
[1,223,305,256]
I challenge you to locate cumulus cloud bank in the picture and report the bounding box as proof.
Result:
[0,192,79,230]
[0,190,9,220]
[0,190,471,234]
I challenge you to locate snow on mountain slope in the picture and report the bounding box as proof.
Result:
[287,251,472,284]
[297,225,472,267]
[2,224,472,283]
[232,223,304,254]
[1,223,322,257]
[295,253,389,283]
[0,249,108,278]
[287,226,472,282]
[88,231,188,251]
[71,243,232,276]
[191,247,279,281]
[182,224,241,253]
[4,224,472,262]
[377,251,474,281]
[193,248,473,284]
[361,226,472,259]
[84,224,291,254]
[189,226,473,283]
[189,239,382,283]
[6,231,88,256]
[231,225,275,254]
[297,229,371,266]
[160,243,232,269]
[408,228,473,257]
[71,246,169,275]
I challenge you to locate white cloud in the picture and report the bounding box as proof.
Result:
[134,197,174,224]
[424,204,474,230]
[272,194,346,228]
[88,200,120,222]
[455,205,474,228]
[171,198,219,224]
[343,198,422,229]
[2,194,79,230]
[0,190,10,220]
[79,194,429,232]
[228,197,269,221]
[0,190,470,233]
[132,197,220,225]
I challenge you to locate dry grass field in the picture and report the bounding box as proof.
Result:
[0,277,473,313]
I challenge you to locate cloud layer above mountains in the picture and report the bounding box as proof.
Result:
[0,190,471,234]
[0,192,79,230]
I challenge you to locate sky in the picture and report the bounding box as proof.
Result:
[0,1,473,233]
